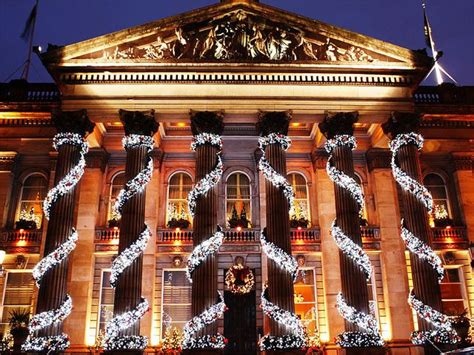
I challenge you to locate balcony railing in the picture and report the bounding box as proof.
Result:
[95,227,120,243]
[361,226,381,250]
[432,227,468,249]
[290,228,320,242]
[0,229,42,244]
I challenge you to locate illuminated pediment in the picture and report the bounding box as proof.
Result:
[42,2,430,68]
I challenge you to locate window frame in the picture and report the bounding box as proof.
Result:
[287,171,311,226]
[15,172,48,229]
[440,265,470,316]
[423,173,452,218]
[166,171,193,226]
[293,266,319,337]
[107,171,126,222]
[225,171,252,227]
[97,269,114,335]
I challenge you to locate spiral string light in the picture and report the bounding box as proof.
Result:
[325,135,383,347]
[258,133,295,213]
[23,133,89,353]
[389,132,457,345]
[187,133,223,218]
[183,132,226,349]
[260,231,298,281]
[182,292,227,350]
[103,134,154,351]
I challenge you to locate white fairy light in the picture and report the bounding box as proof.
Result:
[258,133,295,213]
[325,134,383,347]
[259,286,308,351]
[43,133,88,220]
[187,133,223,218]
[22,295,73,352]
[335,293,384,347]
[182,291,227,350]
[389,132,456,345]
[103,298,150,351]
[25,132,89,353]
[408,290,459,345]
[104,134,154,351]
[331,222,372,280]
[186,226,224,282]
[32,229,78,287]
[401,220,444,281]
[260,230,298,281]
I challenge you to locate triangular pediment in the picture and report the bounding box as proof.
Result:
[42,1,430,69]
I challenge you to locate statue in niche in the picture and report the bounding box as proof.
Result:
[292,33,318,60]
[249,24,267,58]
[322,38,338,61]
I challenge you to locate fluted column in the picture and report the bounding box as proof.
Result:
[319,112,371,333]
[111,110,158,353]
[189,111,224,341]
[382,113,442,340]
[36,110,95,340]
[257,111,294,338]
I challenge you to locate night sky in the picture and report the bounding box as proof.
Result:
[1,0,473,85]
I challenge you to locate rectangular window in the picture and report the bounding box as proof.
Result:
[441,268,468,315]
[1,271,34,335]
[98,270,114,333]
[294,268,318,338]
[161,270,191,337]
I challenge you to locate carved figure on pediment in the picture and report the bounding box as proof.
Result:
[144,36,170,59]
[355,48,374,62]
[172,27,189,59]
[342,46,358,61]
[249,24,267,58]
[322,38,338,61]
[267,32,279,60]
[292,33,318,60]
[276,28,292,60]
[113,46,137,59]
[200,26,217,59]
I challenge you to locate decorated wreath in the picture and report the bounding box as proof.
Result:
[225,265,254,294]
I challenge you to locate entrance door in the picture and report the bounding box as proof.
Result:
[224,288,257,355]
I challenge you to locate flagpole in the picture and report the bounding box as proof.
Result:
[21,0,39,81]
[422,0,443,85]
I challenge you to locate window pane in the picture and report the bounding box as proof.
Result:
[162,270,191,338]
[294,269,317,339]
[226,173,251,226]
[424,174,444,186]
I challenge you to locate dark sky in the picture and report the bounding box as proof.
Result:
[1,0,473,85]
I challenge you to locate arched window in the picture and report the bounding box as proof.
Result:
[424,173,451,224]
[353,173,368,225]
[226,172,251,228]
[108,172,126,222]
[288,173,310,228]
[167,172,193,228]
[16,174,48,229]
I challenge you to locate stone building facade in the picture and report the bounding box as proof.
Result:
[0,0,473,354]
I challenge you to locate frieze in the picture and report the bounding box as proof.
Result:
[157,245,193,253]
[80,10,386,64]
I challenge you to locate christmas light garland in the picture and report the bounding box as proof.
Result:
[260,230,298,281]
[225,265,255,294]
[389,132,457,345]
[325,135,383,347]
[408,290,459,345]
[258,133,295,212]
[335,293,384,347]
[103,134,155,351]
[182,291,227,350]
[186,226,224,282]
[187,133,223,218]
[23,133,89,353]
[183,132,226,350]
[259,286,308,351]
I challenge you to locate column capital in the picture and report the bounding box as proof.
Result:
[366,148,391,171]
[119,109,158,136]
[0,152,18,172]
[382,111,422,139]
[256,110,291,136]
[319,111,358,139]
[52,109,95,136]
[189,110,224,135]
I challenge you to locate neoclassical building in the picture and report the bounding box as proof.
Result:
[0,0,473,354]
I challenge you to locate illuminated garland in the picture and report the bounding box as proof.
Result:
[260,231,307,350]
[183,132,226,349]
[104,134,154,351]
[258,133,295,213]
[43,133,88,219]
[23,133,89,353]
[325,135,382,347]
[103,298,150,351]
[389,133,457,345]
[225,265,255,294]
[260,230,298,281]
[186,226,224,282]
[260,286,307,351]
[408,290,459,345]
[182,292,227,350]
[187,133,223,218]
[335,293,384,347]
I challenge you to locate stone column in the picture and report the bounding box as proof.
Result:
[36,110,95,339]
[112,110,158,349]
[318,112,371,335]
[367,148,414,341]
[64,149,108,347]
[256,111,295,338]
[189,111,224,341]
[382,113,443,339]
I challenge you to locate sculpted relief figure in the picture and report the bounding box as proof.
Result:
[292,33,318,60]
[249,25,268,58]
[200,26,217,58]
[323,38,338,61]
[144,36,170,59]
